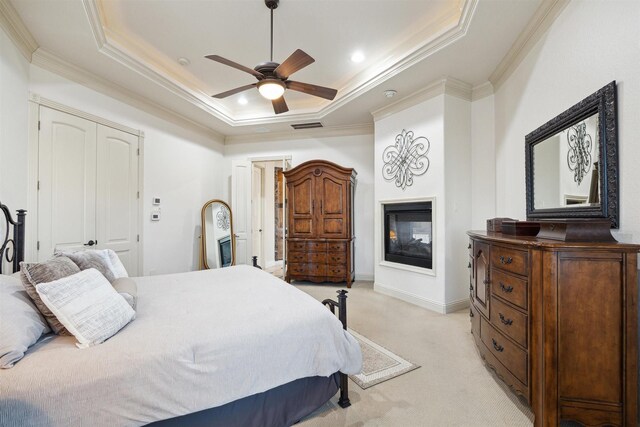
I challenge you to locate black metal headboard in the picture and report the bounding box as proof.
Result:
[0,202,26,274]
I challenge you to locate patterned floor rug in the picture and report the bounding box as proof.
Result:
[348,328,420,389]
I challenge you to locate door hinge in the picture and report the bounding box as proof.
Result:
[137,148,140,156]
[38,121,41,131]
[37,180,40,190]
[137,191,139,199]
[37,241,40,251]
[137,234,140,242]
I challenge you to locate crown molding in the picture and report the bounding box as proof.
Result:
[84,0,477,127]
[224,123,374,145]
[31,48,225,142]
[0,0,38,61]
[471,81,494,101]
[489,0,569,91]
[371,77,472,121]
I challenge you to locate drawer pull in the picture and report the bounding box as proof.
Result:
[499,282,513,293]
[499,313,513,326]
[469,309,474,318]
[499,256,513,265]
[492,339,504,353]
[467,243,472,249]
[467,262,471,269]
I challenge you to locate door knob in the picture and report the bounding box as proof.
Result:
[84,240,97,246]
[259,229,262,232]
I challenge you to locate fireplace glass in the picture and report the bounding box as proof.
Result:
[384,202,432,269]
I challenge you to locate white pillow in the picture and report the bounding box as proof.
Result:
[106,249,128,278]
[0,274,51,368]
[36,268,135,349]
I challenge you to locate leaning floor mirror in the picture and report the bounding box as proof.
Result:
[200,200,235,269]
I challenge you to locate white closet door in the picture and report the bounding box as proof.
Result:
[38,107,98,260]
[231,160,251,265]
[251,164,264,266]
[96,125,139,276]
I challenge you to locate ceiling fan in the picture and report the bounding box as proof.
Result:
[205,0,337,115]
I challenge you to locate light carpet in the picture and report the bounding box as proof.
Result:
[348,328,419,389]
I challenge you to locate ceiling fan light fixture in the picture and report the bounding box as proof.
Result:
[257,79,286,100]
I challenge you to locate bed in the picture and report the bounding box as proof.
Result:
[0,204,362,426]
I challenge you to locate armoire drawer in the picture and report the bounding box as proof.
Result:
[326,253,346,264]
[491,246,528,276]
[287,263,307,276]
[327,241,347,252]
[307,263,326,276]
[491,269,527,310]
[481,317,527,385]
[288,252,326,264]
[326,265,346,277]
[490,298,527,348]
[289,241,327,253]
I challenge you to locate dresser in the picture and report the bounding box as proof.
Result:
[284,160,356,286]
[468,230,639,426]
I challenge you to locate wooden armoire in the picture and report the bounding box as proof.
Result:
[284,160,356,287]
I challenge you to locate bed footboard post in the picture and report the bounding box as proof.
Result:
[336,290,351,408]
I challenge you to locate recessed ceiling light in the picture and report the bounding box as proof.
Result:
[238,96,248,105]
[384,90,397,98]
[177,57,191,66]
[350,51,365,63]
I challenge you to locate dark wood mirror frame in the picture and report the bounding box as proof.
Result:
[525,81,619,228]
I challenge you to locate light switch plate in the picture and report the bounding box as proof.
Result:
[152,197,161,205]
[151,212,160,221]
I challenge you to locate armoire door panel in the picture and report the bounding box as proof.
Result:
[289,176,315,238]
[322,218,344,235]
[292,178,313,215]
[557,254,623,404]
[320,177,344,215]
[293,219,313,235]
[317,176,348,238]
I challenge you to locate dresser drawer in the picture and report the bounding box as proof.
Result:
[481,317,527,385]
[288,252,326,264]
[490,298,527,348]
[326,253,346,264]
[491,269,527,310]
[327,241,347,252]
[470,300,480,339]
[326,265,346,277]
[491,246,528,276]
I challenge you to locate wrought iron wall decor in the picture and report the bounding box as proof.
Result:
[566,121,593,186]
[216,205,231,230]
[382,129,430,190]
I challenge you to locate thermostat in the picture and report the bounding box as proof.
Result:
[151,211,161,221]
[152,197,161,205]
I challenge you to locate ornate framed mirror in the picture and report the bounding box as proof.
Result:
[200,199,235,269]
[525,81,618,227]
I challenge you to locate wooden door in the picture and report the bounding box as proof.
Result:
[96,125,139,275]
[316,173,348,238]
[288,173,315,238]
[473,241,491,318]
[231,160,251,265]
[38,107,98,260]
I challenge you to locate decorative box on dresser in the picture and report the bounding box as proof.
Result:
[284,160,356,287]
[468,228,639,426]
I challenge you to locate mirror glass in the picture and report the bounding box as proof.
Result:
[201,200,234,269]
[533,112,600,210]
[525,81,618,228]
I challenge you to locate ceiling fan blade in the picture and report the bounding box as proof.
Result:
[274,49,315,79]
[205,55,264,79]
[212,83,257,99]
[272,97,289,114]
[286,81,337,101]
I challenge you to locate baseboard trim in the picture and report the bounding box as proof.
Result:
[355,274,374,282]
[374,282,446,314]
[444,298,470,313]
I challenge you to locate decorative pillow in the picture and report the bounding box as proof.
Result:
[107,249,129,278]
[0,274,51,368]
[112,277,137,310]
[36,268,135,349]
[59,250,116,283]
[20,257,81,335]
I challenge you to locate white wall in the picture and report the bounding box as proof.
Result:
[0,26,30,211]
[470,94,496,229]
[494,0,640,244]
[2,59,226,275]
[374,95,447,307]
[224,133,375,279]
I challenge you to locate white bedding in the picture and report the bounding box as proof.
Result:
[0,266,362,426]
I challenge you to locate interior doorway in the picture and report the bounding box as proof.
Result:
[249,157,291,278]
